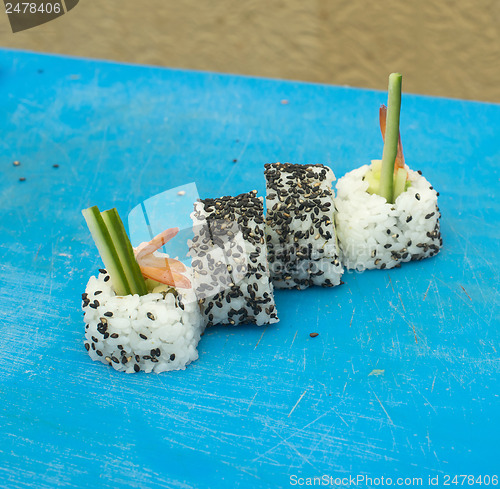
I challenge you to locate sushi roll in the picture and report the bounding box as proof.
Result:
[335,73,442,271]
[264,162,343,289]
[83,271,203,373]
[81,206,203,373]
[189,190,279,327]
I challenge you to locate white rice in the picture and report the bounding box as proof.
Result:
[335,165,442,270]
[82,271,204,373]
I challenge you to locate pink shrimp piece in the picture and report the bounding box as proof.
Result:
[134,228,191,289]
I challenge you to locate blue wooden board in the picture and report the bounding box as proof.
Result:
[0,49,498,489]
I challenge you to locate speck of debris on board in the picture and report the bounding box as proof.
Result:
[232,159,237,163]
[53,164,59,168]
[13,161,20,166]
[177,190,186,196]
[309,332,319,338]
[280,99,289,105]
[368,369,385,376]
[19,177,26,182]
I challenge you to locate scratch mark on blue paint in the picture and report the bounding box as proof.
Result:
[288,390,307,417]
[333,408,349,427]
[349,308,355,328]
[423,279,433,300]
[460,285,472,301]
[254,327,267,350]
[398,293,406,313]
[412,385,437,414]
[266,424,315,468]
[246,391,258,412]
[387,274,395,293]
[370,388,393,425]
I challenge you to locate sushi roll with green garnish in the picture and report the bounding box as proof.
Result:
[82,207,204,373]
[335,73,442,271]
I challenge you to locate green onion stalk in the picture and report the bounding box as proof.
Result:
[378,73,402,203]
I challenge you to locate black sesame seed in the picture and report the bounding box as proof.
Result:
[104,276,110,282]
[415,193,421,200]
[134,364,140,372]
[170,353,176,361]
[104,311,113,317]
[99,268,107,274]
[147,312,155,320]
[84,343,90,351]
[139,334,147,340]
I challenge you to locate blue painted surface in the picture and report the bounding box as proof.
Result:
[0,49,498,489]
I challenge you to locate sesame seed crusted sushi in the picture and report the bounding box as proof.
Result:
[189,190,279,327]
[83,270,204,373]
[264,162,343,289]
[81,205,202,373]
[335,73,442,271]
[335,165,441,270]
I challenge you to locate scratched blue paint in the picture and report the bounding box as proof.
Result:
[0,49,498,489]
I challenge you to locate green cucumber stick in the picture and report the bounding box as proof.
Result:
[82,206,131,296]
[101,208,148,296]
[379,73,402,203]
[393,167,407,201]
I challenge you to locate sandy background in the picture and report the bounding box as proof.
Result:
[0,0,499,103]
